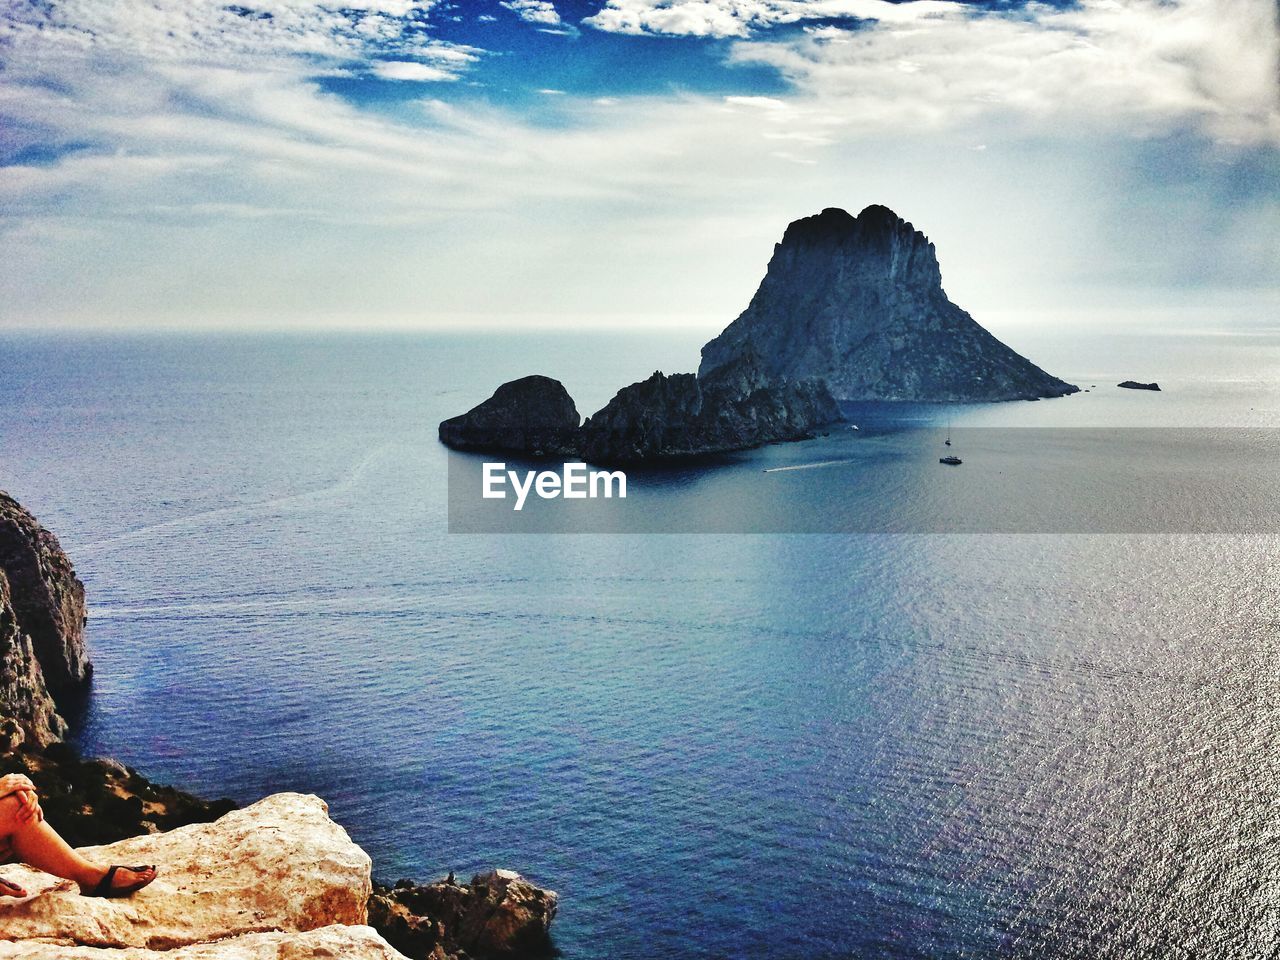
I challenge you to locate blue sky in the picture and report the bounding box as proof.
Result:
[1,0,1277,330]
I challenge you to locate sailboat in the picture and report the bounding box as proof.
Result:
[939,418,961,464]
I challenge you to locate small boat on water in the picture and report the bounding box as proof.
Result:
[939,455,962,466]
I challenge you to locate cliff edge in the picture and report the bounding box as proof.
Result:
[0,493,91,747]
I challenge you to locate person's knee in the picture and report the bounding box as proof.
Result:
[0,793,28,834]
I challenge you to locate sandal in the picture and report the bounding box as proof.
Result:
[85,865,156,898]
[0,877,27,898]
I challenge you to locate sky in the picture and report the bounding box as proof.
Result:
[0,0,1277,332]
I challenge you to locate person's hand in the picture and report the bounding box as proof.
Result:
[0,773,36,800]
[14,789,42,825]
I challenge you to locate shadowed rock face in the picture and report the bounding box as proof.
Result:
[438,359,839,465]
[0,572,65,747]
[0,493,90,700]
[578,352,840,464]
[0,740,237,847]
[699,205,1079,402]
[438,375,580,456]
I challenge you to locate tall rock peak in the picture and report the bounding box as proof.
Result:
[700,205,1076,402]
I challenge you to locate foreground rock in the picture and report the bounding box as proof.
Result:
[0,492,91,699]
[699,205,1078,402]
[0,793,371,948]
[1118,380,1161,391]
[578,352,839,463]
[438,376,580,456]
[0,926,409,959]
[371,870,558,960]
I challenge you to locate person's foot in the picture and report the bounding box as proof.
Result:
[0,877,27,898]
[83,865,157,898]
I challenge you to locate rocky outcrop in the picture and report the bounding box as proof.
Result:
[578,352,840,464]
[0,793,371,948]
[0,573,64,747]
[439,376,580,456]
[1118,380,1161,391]
[698,205,1079,402]
[440,357,838,465]
[0,492,91,699]
[370,870,558,960]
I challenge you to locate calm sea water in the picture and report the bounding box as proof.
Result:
[1,328,1278,959]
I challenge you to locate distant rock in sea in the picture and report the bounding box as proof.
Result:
[699,205,1079,402]
[440,355,839,465]
[438,375,580,456]
[1118,380,1161,391]
[578,351,839,464]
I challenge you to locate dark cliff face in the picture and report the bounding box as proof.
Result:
[0,571,66,747]
[577,353,840,464]
[699,205,1078,402]
[0,493,90,725]
[438,360,839,466]
[577,372,706,463]
[438,375,581,456]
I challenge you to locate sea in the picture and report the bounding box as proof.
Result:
[1,324,1277,959]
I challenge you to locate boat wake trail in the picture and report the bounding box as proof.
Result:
[77,445,395,557]
[763,458,860,474]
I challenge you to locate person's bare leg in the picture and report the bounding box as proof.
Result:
[0,794,154,893]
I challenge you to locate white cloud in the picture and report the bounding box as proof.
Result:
[582,1,1279,144]
[584,0,965,38]
[0,0,1275,329]
[372,61,459,81]
[501,1,564,27]
[0,0,481,77]
[735,0,1279,144]
[724,95,789,110]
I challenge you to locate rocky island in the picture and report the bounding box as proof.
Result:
[1118,380,1161,391]
[439,205,1076,464]
[439,375,581,457]
[700,205,1078,402]
[0,493,556,960]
